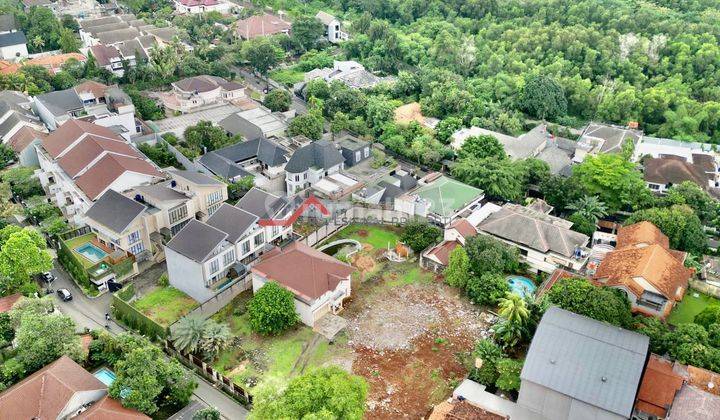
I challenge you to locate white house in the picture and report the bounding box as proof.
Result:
[251,241,355,327]
[315,11,348,44]
[173,0,233,14]
[164,187,293,302]
[158,75,245,113]
[284,140,345,193]
[0,31,28,60]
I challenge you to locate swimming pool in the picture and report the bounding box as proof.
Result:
[506,275,537,298]
[94,367,116,386]
[75,243,107,263]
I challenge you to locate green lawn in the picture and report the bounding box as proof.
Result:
[668,290,720,325]
[132,287,198,326]
[330,224,402,250]
[64,233,100,268]
[386,264,435,287]
[269,67,306,86]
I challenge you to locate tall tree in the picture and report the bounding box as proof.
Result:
[0,227,52,296]
[572,154,651,212]
[291,16,325,51]
[520,74,567,120]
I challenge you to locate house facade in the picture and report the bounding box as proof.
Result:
[315,11,348,44]
[0,31,28,60]
[251,241,355,327]
[285,140,345,193]
[421,218,477,272]
[173,0,232,14]
[158,75,245,113]
[165,187,293,302]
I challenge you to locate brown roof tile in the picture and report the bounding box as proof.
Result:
[235,13,290,39]
[42,120,120,158]
[76,395,150,419]
[449,218,477,239]
[636,355,684,417]
[74,80,109,100]
[6,126,46,153]
[24,53,86,74]
[74,153,162,200]
[0,356,106,420]
[644,156,711,190]
[56,135,141,177]
[616,221,670,249]
[425,240,460,267]
[0,293,22,313]
[252,242,355,302]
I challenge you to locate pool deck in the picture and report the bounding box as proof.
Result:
[64,234,112,269]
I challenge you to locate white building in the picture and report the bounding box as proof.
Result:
[158,75,245,113]
[315,11,348,44]
[0,31,28,60]
[284,140,345,193]
[173,0,233,14]
[251,241,355,327]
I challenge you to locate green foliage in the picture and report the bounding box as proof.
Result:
[539,175,586,214]
[695,306,720,329]
[193,407,221,420]
[466,273,510,307]
[242,37,284,77]
[227,176,255,201]
[291,16,325,52]
[469,339,504,386]
[547,278,632,327]
[288,112,324,140]
[18,6,63,53]
[444,246,470,289]
[435,116,463,144]
[24,198,60,222]
[0,227,52,295]
[632,316,670,354]
[247,282,299,336]
[626,205,706,254]
[296,50,334,72]
[452,157,524,202]
[520,74,567,120]
[400,221,441,253]
[2,167,43,199]
[263,89,291,112]
[58,27,80,52]
[127,89,165,120]
[57,237,93,294]
[495,358,523,392]
[0,144,14,169]
[464,235,519,276]
[567,212,596,236]
[184,121,237,154]
[139,142,183,168]
[663,182,717,224]
[572,154,651,213]
[170,315,231,361]
[457,135,506,160]
[250,366,368,420]
[112,288,168,339]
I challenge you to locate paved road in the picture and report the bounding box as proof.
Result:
[49,265,249,420]
[150,104,242,137]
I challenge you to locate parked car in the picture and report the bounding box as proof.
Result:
[56,288,72,301]
[41,272,55,283]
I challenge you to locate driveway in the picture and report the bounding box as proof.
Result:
[50,262,249,420]
[149,104,242,138]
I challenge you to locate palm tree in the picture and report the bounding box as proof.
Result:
[200,320,232,360]
[170,315,207,354]
[492,320,524,350]
[498,293,530,326]
[567,195,608,222]
[31,36,45,53]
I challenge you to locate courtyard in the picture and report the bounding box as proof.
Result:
[668,290,720,325]
[211,224,492,418]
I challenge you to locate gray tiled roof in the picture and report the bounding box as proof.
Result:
[84,190,147,234]
[168,169,223,186]
[205,203,258,243]
[285,140,344,173]
[199,138,288,180]
[36,89,83,116]
[0,14,17,33]
[0,31,26,48]
[165,219,228,263]
[198,151,251,180]
[134,183,189,205]
[235,187,287,220]
[0,112,36,138]
[521,307,649,418]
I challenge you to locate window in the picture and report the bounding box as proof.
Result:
[207,190,222,206]
[355,151,361,161]
[168,204,188,225]
[241,240,250,255]
[223,249,235,266]
[294,175,300,182]
[171,219,190,236]
[127,230,141,244]
[253,232,264,247]
[208,202,221,215]
[303,173,307,179]
[649,184,660,190]
[129,242,145,255]
[209,258,220,274]
[364,147,370,158]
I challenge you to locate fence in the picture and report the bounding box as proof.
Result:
[111,284,169,339]
[164,340,253,406]
[690,279,720,299]
[170,275,253,326]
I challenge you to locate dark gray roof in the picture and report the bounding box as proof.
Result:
[134,183,188,205]
[165,219,228,263]
[85,190,147,233]
[0,15,17,33]
[397,174,417,191]
[36,89,83,116]
[0,90,29,107]
[285,140,344,173]
[338,135,368,151]
[522,307,649,418]
[0,31,26,48]
[118,39,147,60]
[235,187,287,220]
[169,169,223,186]
[0,112,36,137]
[198,151,251,180]
[378,181,403,204]
[218,112,261,139]
[205,203,258,243]
[199,138,288,180]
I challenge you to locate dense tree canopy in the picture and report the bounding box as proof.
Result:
[547,278,633,327]
[625,204,706,254]
[248,282,299,335]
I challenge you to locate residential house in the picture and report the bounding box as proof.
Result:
[165,187,292,302]
[198,137,289,182]
[157,75,245,113]
[476,200,590,273]
[337,134,370,167]
[643,155,719,194]
[34,81,138,133]
[517,307,649,420]
[251,241,355,327]
[0,355,149,420]
[36,119,163,224]
[394,174,484,226]
[572,122,642,163]
[297,60,394,94]
[235,13,291,40]
[592,221,693,320]
[633,135,718,163]
[315,11,348,44]
[421,218,477,272]
[173,0,233,14]
[21,52,87,74]
[6,126,47,166]
[667,363,720,420]
[0,14,17,34]
[284,139,345,193]
[394,102,439,130]
[451,124,550,161]
[0,31,27,60]
[633,355,684,419]
[352,170,417,207]
[218,107,289,140]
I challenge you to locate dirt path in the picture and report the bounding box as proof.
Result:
[291,333,321,375]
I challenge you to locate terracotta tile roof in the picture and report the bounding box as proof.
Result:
[0,293,21,313]
[635,355,684,417]
[42,119,120,158]
[449,218,477,239]
[616,221,670,249]
[684,365,720,396]
[252,242,355,302]
[6,126,45,153]
[537,268,575,297]
[24,53,86,74]
[593,244,692,300]
[235,13,290,39]
[0,356,106,420]
[76,395,150,419]
[0,59,18,74]
[74,80,109,100]
[74,153,162,200]
[56,134,141,177]
[425,240,460,267]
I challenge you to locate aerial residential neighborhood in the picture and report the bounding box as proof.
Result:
[0,1,720,420]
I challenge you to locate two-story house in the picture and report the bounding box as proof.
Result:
[158,75,245,113]
[315,11,348,44]
[198,137,289,182]
[164,187,293,302]
[593,221,693,320]
[285,140,345,193]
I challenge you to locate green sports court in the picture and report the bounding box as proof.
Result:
[414,176,483,217]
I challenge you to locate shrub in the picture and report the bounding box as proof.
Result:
[400,221,442,253]
[466,273,510,306]
[247,282,299,335]
[263,89,291,112]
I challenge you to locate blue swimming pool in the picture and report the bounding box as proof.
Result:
[94,367,116,386]
[75,243,107,263]
[507,275,537,298]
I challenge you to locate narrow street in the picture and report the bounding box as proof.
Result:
[49,264,249,420]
